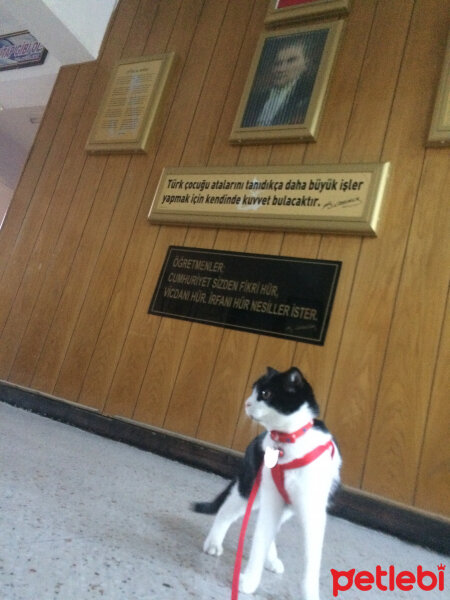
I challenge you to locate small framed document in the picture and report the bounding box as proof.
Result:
[427,34,450,147]
[86,53,174,154]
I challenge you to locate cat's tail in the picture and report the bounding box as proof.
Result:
[191,479,235,515]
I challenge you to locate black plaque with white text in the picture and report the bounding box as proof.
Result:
[149,247,341,345]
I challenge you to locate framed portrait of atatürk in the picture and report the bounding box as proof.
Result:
[229,21,344,145]
[265,0,351,27]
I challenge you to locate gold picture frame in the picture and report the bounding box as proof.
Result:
[229,21,344,145]
[427,33,450,147]
[86,53,175,154]
[265,0,351,27]
[148,162,390,236]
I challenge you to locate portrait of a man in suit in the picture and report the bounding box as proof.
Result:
[240,28,329,129]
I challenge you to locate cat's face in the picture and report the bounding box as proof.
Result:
[245,366,319,431]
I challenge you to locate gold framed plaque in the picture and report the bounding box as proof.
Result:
[86,53,175,154]
[229,20,344,145]
[265,0,351,27]
[148,162,390,236]
[427,34,450,147]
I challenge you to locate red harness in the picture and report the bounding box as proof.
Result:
[270,439,335,504]
[231,423,335,599]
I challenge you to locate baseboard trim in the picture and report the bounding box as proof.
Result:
[1,380,448,556]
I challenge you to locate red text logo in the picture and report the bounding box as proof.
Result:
[330,564,446,597]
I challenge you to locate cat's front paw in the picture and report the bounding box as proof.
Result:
[203,536,223,556]
[301,585,320,600]
[239,572,260,595]
[266,556,284,574]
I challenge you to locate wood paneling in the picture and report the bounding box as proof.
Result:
[0,0,448,520]
[32,0,185,396]
[415,291,450,516]
[0,67,78,281]
[0,0,142,384]
[362,147,450,504]
[324,0,448,487]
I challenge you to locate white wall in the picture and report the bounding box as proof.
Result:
[0,0,118,64]
[0,0,118,218]
[42,0,119,60]
[0,179,13,229]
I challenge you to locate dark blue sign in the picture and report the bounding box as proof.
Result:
[0,31,47,71]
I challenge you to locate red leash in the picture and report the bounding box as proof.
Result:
[231,466,262,600]
[230,438,335,599]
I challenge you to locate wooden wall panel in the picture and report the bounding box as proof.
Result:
[415,292,450,516]
[362,148,450,504]
[92,0,235,418]
[324,0,439,488]
[30,155,131,391]
[195,320,255,448]
[8,154,116,385]
[282,0,377,414]
[63,2,193,409]
[133,0,263,431]
[0,0,141,382]
[53,0,201,405]
[181,0,256,166]
[0,65,94,329]
[0,67,82,292]
[0,0,448,519]
[31,0,183,396]
[163,229,248,437]
[0,0,140,323]
[341,0,414,158]
[0,63,103,380]
[9,0,156,387]
[326,2,420,486]
[134,226,218,427]
[307,0,377,163]
[104,226,188,419]
[208,0,270,167]
[0,67,78,281]
[80,0,257,412]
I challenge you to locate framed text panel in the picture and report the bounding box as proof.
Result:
[86,53,175,153]
[149,247,341,346]
[148,162,390,236]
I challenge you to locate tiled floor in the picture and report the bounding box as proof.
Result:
[0,402,447,599]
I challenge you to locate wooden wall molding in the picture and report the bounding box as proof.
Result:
[1,380,448,557]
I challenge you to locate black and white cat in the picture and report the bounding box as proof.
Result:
[193,366,341,600]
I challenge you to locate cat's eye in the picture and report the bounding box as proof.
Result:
[261,389,272,400]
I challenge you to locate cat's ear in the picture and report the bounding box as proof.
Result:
[266,366,278,378]
[285,367,303,391]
